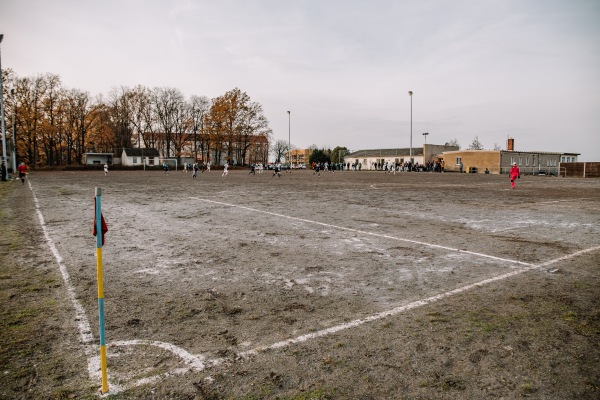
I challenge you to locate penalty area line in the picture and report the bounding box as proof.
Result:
[190,197,535,267]
[214,244,600,364]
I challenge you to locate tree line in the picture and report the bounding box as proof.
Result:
[1,69,272,168]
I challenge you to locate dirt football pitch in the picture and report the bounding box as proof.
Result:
[1,169,599,399]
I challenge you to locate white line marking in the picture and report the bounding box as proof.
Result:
[190,197,535,267]
[211,244,600,364]
[29,181,95,347]
[29,182,103,381]
[536,197,591,205]
[111,340,205,370]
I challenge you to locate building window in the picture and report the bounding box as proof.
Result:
[456,157,462,164]
[526,157,529,166]
[148,158,154,165]
[518,157,522,165]
[561,157,565,162]
[133,157,138,164]
[510,156,514,165]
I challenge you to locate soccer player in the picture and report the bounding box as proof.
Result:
[222,163,229,177]
[509,162,521,189]
[17,162,28,184]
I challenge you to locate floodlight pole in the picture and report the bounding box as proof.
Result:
[10,88,16,172]
[287,110,291,169]
[0,34,8,171]
[408,91,413,164]
[422,132,429,165]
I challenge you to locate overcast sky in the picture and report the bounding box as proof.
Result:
[2,0,599,160]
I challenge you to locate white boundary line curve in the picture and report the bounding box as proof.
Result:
[28,182,205,391]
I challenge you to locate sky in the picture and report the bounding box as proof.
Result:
[1,0,599,160]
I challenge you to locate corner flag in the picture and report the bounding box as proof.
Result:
[92,198,108,245]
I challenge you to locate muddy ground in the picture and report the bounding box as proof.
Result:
[0,169,599,399]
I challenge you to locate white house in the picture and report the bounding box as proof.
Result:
[121,148,160,166]
[343,145,458,170]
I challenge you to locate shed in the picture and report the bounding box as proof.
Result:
[82,153,114,165]
[121,148,160,166]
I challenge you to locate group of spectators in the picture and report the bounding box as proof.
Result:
[373,160,444,173]
[307,160,446,173]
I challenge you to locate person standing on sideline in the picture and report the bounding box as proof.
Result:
[192,162,199,179]
[17,162,27,184]
[0,161,6,181]
[104,162,108,176]
[163,161,169,175]
[509,162,521,189]
[222,162,228,178]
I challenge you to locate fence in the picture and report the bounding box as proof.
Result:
[560,162,600,178]
[498,166,564,176]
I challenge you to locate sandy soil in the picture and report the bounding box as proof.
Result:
[0,169,599,399]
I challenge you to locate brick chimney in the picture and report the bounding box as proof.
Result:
[507,137,514,151]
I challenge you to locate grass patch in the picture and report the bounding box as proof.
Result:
[467,309,525,333]
[427,311,450,323]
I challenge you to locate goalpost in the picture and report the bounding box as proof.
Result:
[159,158,178,171]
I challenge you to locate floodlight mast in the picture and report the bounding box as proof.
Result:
[1,33,9,172]
[408,91,413,164]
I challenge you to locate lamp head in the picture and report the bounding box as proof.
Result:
[408,91,413,96]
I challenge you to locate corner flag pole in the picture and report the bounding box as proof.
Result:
[94,187,109,393]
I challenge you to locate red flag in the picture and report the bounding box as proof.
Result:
[93,198,108,245]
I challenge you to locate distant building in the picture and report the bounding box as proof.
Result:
[82,153,114,165]
[442,138,580,174]
[121,148,160,166]
[290,148,313,167]
[344,144,458,170]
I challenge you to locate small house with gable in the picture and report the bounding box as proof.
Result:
[121,148,160,166]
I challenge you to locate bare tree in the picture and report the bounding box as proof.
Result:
[39,74,63,166]
[106,87,135,155]
[445,138,460,148]
[62,88,92,164]
[152,87,184,158]
[127,85,153,149]
[237,101,271,165]
[272,139,289,163]
[17,75,46,167]
[171,97,191,158]
[467,136,484,150]
[189,95,210,161]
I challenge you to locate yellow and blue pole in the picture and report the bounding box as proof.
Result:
[95,187,109,393]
